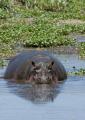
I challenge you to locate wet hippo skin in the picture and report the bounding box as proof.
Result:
[4,50,67,84]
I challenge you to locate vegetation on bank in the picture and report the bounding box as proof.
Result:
[0,0,85,19]
[0,0,85,58]
[79,42,85,58]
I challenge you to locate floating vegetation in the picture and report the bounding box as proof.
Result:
[68,68,85,76]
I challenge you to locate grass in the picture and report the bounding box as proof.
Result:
[0,0,85,58]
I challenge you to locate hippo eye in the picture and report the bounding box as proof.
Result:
[48,61,54,70]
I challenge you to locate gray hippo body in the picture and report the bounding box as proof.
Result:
[4,50,67,84]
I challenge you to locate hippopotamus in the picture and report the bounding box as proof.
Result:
[4,50,67,84]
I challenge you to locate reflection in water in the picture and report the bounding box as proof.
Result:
[0,53,85,120]
[0,54,85,120]
[7,81,63,104]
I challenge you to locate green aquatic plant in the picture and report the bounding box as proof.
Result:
[0,19,76,48]
[79,42,85,58]
[75,69,85,75]
[0,60,4,67]
[68,68,85,76]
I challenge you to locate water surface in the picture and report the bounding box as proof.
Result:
[0,54,85,120]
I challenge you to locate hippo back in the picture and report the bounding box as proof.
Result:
[4,50,67,82]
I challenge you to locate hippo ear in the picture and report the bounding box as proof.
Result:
[48,61,54,69]
[31,61,35,66]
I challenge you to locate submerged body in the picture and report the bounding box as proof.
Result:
[4,50,67,84]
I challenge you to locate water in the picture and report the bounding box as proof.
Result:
[74,35,85,42]
[0,54,85,120]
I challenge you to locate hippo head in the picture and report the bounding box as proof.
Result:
[28,61,57,84]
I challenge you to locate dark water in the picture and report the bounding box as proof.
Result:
[0,54,85,120]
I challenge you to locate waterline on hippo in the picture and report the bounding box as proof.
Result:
[4,50,67,84]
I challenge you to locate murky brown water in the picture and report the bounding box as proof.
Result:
[0,54,85,120]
